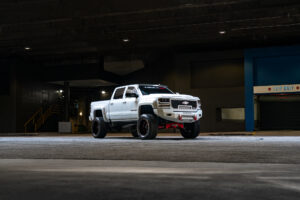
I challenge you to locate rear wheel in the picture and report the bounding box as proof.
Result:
[180,120,200,139]
[137,114,158,140]
[130,126,139,138]
[92,117,107,138]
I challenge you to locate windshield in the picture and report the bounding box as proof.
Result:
[139,85,174,95]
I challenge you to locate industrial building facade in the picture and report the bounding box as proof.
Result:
[1,45,300,133]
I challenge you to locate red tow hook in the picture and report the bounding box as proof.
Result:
[159,123,184,129]
[166,123,184,129]
[178,115,183,121]
[193,115,197,121]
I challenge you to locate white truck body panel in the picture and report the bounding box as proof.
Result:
[89,84,202,123]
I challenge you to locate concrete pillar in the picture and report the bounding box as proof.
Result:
[244,51,254,132]
[0,60,17,133]
[64,81,70,121]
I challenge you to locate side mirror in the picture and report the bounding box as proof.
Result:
[176,92,180,95]
[133,93,139,98]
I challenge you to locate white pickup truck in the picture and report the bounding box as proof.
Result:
[89,84,202,139]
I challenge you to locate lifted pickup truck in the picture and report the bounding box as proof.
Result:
[89,84,202,139]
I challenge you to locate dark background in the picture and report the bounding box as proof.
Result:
[1,0,300,133]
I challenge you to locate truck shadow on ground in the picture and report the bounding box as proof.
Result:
[104,137,208,141]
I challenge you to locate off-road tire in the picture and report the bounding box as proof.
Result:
[130,126,139,138]
[180,120,200,139]
[92,117,107,138]
[137,114,158,140]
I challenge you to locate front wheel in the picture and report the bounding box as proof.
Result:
[180,120,200,139]
[137,114,158,140]
[92,117,107,138]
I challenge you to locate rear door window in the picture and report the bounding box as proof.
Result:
[125,87,138,98]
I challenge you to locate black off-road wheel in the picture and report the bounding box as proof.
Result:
[137,114,158,140]
[92,117,107,138]
[130,125,139,138]
[180,120,200,139]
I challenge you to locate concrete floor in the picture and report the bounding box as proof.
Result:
[1,134,300,200]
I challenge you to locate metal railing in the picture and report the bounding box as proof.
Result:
[24,104,61,133]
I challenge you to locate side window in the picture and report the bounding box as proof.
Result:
[113,88,125,99]
[125,87,138,98]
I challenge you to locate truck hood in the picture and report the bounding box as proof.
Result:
[140,93,199,101]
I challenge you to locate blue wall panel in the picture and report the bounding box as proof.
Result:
[244,45,300,131]
[254,55,300,86]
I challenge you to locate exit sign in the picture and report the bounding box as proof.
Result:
[254,84,300,94]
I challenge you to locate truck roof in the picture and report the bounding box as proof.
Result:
[113,84,169,91]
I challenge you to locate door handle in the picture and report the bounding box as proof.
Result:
[123,101,127,104]
[110,103,114,105]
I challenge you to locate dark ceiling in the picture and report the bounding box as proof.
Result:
[1,0,300,62]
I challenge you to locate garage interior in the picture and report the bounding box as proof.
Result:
[1,0,300,134]
[1,1,300,200]
[258,95,300,130]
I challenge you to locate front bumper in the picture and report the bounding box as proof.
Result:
[154,108,202,123]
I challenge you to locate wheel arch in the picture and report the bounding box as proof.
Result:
[139,105,155,116]
[94,109,103,118]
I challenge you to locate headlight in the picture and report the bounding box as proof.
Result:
[158,98,170,108]
[158,98,170,103]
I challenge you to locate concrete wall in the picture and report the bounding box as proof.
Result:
[125,50,245,132]
[0,61,17,133]
[15,81,60,132]
[0,59,61,133]
[0,57,109,133]
[1,50,246,133]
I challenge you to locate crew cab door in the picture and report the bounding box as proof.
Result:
[109,87,126,121]
[124,86,139,120]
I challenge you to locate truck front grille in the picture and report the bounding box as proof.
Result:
[171,100,197,109]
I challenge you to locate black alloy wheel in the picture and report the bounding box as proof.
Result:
[180,120,200,139]
[130,126,139,138]
[92,117,107,138]
[137,114,158,140]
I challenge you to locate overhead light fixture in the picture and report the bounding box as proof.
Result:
[184,3,193,7]
[219,30,226,35]
[79,112,83,117]
[122,38,130,43]
[24,46,31,50]
[101,90,106,94]
[59,89,63,93]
